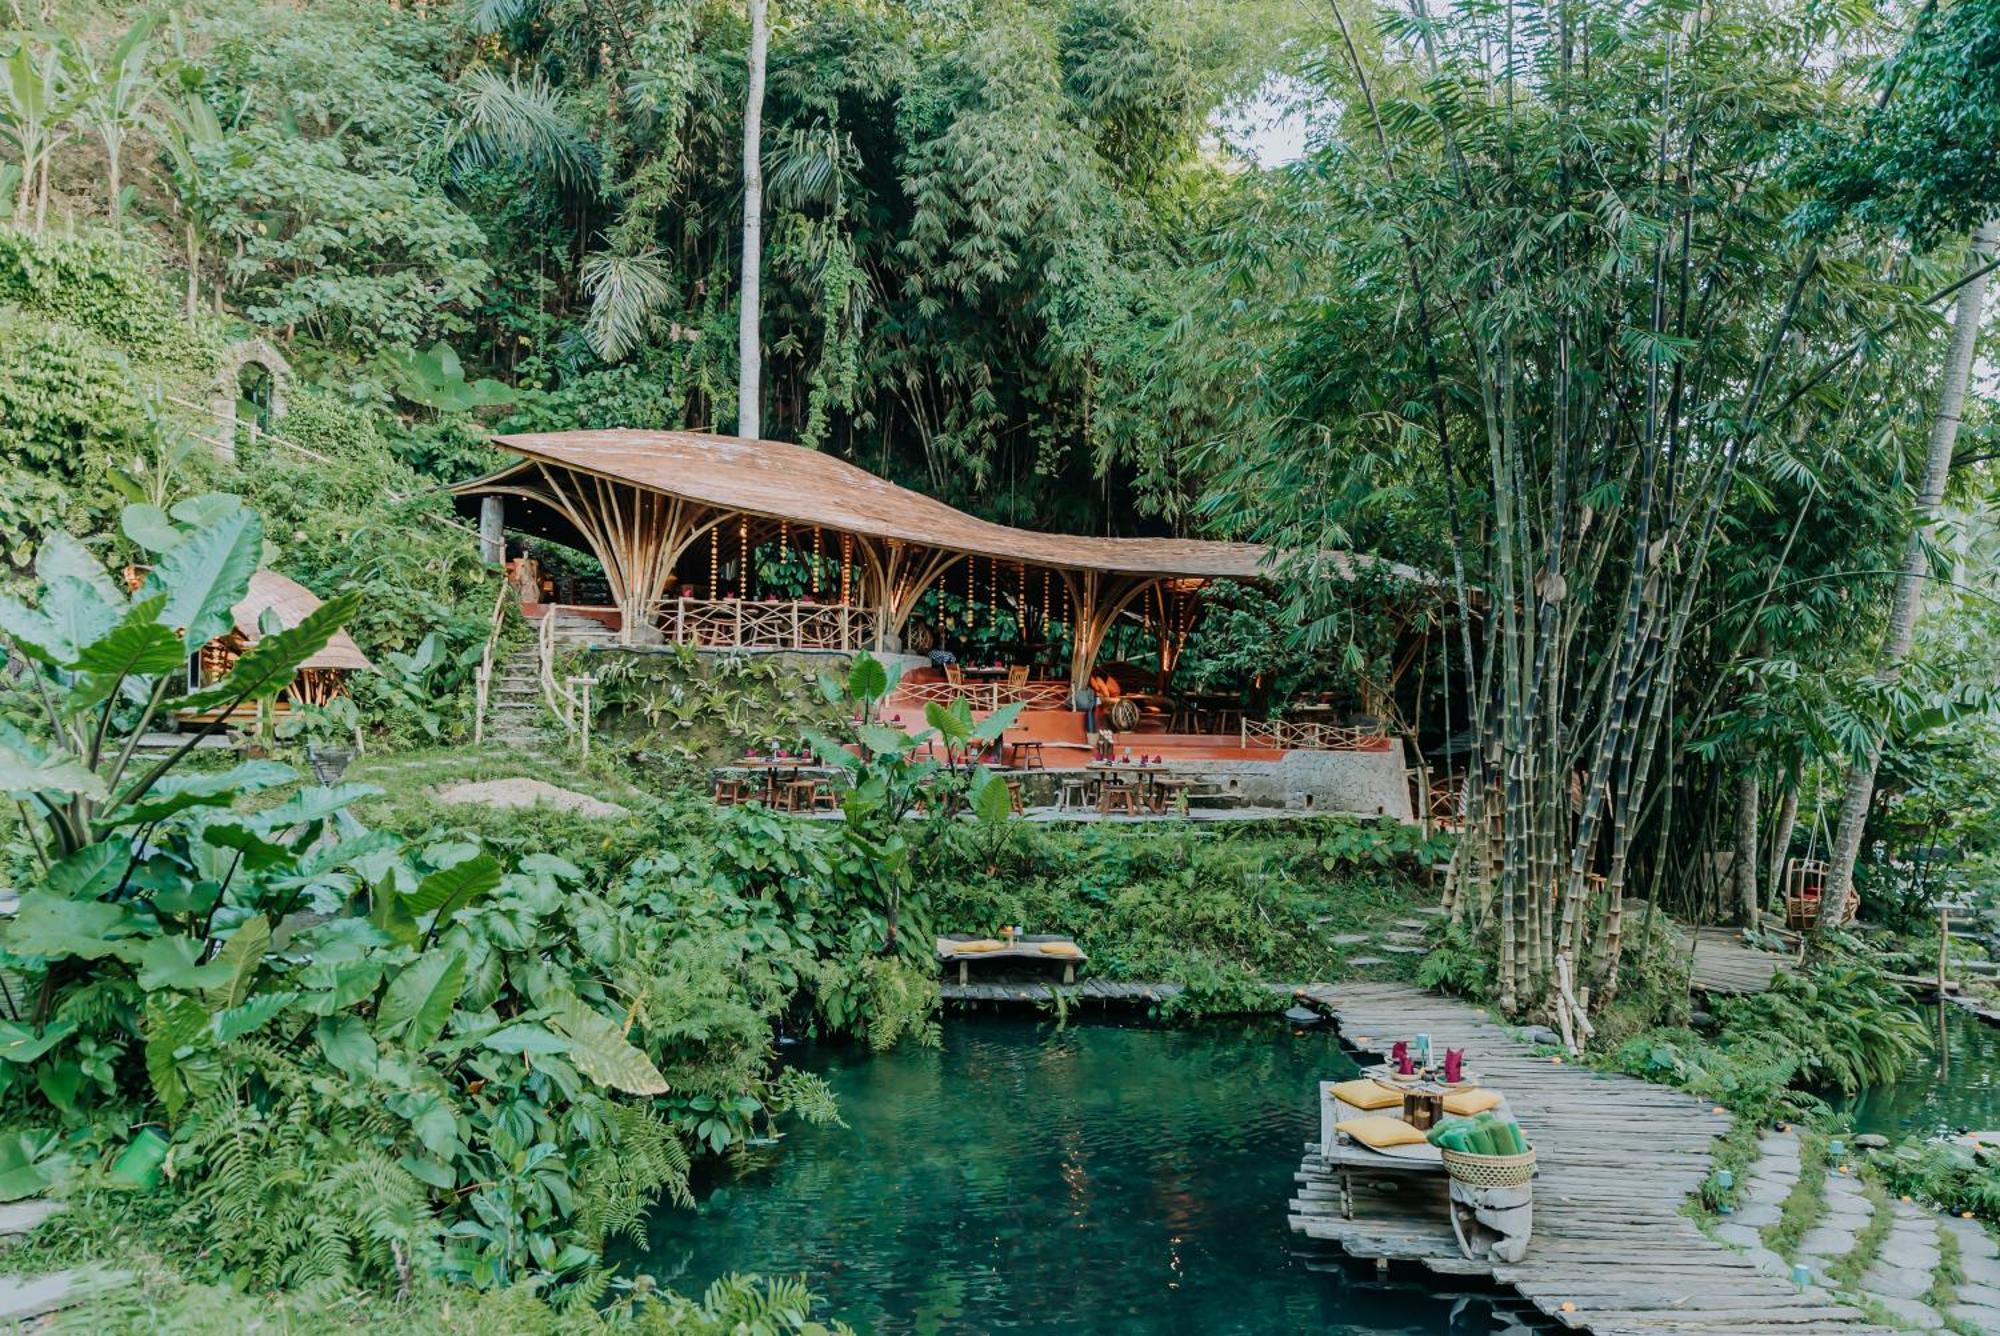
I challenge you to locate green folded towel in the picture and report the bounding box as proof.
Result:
[1428,1114,1528,1156]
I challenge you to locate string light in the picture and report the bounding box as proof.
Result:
[840,533,852,605]
[709,527,719,599]
[1041,568,1051,637]
[739,519,750,599]
[813,526,823,596]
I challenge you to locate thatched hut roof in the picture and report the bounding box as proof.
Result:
[231,571,372,672]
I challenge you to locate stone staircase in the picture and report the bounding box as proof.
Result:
[479,611,617,749]
[484,646,547,747]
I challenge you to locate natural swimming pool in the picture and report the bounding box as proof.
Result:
[626,1016,1532,1334]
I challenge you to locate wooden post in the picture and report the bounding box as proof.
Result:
[1940,902,1950,995]
[675,596,686,643]
[791,601,801,649]
[734,598,744,646]
[479,496,505,566]
[576,676,595,759]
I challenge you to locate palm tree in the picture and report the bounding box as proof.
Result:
[444,66,594,192]
[1817,219,2000,934]
[738,0,769,440]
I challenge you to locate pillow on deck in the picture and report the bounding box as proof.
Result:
[953,939,1007,953]
[1442,1088,1503,1117]
[1336,1116,1429,1150]
[1038,942,1082,958]
[1329,1079,1403,1112]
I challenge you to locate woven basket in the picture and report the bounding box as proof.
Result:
[1441,1146,1537,1188]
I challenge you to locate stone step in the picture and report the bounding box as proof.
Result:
[0,1266,134,1321]
[0,1201,59,1244]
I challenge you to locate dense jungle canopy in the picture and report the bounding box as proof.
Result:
[4,0,2000,1323]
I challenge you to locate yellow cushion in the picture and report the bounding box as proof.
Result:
[1038,941,1082,958]
[1335,1115,1428,1150]
[953,939,1006,953]
[1329,1079,1403,1112]
[1443,1088,1502,1117]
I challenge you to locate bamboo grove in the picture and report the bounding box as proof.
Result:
[1203,0,2000,1025]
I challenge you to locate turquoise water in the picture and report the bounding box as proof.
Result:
[1842,1006,2000,1139]
[628,1018,1529,1334]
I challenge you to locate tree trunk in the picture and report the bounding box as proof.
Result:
[736,0,768,441]
[1734,767,1759,927]
[1819,218,1998,934]
[1765,778,1798,911]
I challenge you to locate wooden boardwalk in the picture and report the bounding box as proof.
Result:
[1621,900,1793,996]
[1290,981,1895,1335]
[939,979,1186,1004]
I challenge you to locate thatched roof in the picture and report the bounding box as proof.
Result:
[232,571,373,672]
[454,429,1430,585]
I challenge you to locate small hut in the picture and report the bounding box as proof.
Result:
[183,570,372,726]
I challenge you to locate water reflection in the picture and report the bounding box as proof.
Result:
[1841,1005,2000,1139]
[624,1017,1534,1334]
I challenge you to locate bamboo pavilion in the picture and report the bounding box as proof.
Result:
[451,428,1426,692]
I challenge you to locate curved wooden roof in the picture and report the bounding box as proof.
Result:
[234,571,373,672]
[458,429,1427,584]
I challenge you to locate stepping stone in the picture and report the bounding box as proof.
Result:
[1381,945,1426,955]
[1394,918,1428,929]
[1963,1254,2000,1289]
[1797,1223,1860,1260]
[1948,1217,2000,1262]
[1950,1304,2000,1335]
[1714,1222,1763,1249]
[1732,1202,1782,1228]
[1873,1295,1945,1330]
[1743,1244,1790,1277]
[1347,956,1388,967]
[0,1267,134,1322]
[0,1201,59,1244]
[1957,1283,2000,1308]
[1330,934,1371,946]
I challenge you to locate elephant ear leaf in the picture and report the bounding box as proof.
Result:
[145,993,216,1123]
[375,950,466,1050]
[205,917,271,1009]
[141,509,261,647]
[0,748,106,802]
[973,772,1014,825]
[549,998,668,1095]
[402,853,500,922]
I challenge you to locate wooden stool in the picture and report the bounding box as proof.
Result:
[778,779,817,812]
[1099,783,1141,816]
[805,780,839,813]
[1005,778,1025,814]
[1056,776,1097,811]
[1150,776,1195,813]
[1011,740,1046,770]
[714,777,750,806]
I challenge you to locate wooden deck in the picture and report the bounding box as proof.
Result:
[939,979,1187,1004]
[1622,900,1793,996]
[1291,981,1895,1335]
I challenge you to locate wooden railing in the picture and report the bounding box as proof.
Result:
[661,596,874,652]
[1241,717,1389,752]
[471,579,510,746]
[535,604,598,753]
[892,679,1072,712]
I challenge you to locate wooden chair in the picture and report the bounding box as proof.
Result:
[944,662,963,686]
[1010,739,1046,770]
[1006,664,1029,687]
[806,780,840,813]
[1098,782,1142,816]
[714,776,751,806]
[1782,857,1854,931]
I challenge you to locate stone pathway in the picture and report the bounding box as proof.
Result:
[0,1202,136,1321]
[1715,1128,2000,1333]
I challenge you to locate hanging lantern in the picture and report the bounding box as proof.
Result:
[813,526,823,596]
[1042,568,1051,637]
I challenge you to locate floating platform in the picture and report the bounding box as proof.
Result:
[1289,981,1897,1335]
